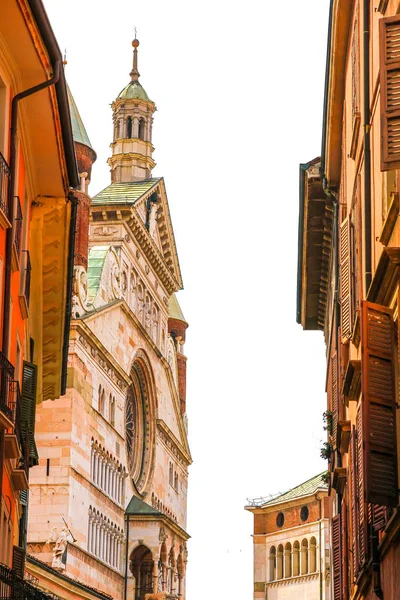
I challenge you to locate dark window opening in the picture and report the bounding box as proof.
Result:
[126,116,133,138]
[276,512,284,527]
[138,118,145,140]
[300,506,309,522]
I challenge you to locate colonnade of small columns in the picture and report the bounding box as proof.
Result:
[87,508,124,571]
[269,537,317,581]
[113,115,152,142]
[90,440,126,505]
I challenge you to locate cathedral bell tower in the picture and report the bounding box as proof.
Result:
[108,38,156,183]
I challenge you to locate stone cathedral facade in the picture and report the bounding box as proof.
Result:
[26,38,191,600]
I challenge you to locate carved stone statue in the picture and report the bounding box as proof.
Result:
[149,203,158,239]
[47,527,68,570]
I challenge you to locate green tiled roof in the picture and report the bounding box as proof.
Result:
[87,246,110,302]
[125,495,162,516]
[118,81,151,101]
[262,472,328,507]
[67,85,93,150]
[91,179,161,206]
[168,294,187,323]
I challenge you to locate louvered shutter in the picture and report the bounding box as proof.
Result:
[21,361,39,467]
[12,545,25,578]
[341,502,348,599]
[350,428,359,578]
[332,352,339,446]
[356,407,367,569]
[380,15,400,170]
[340,217,352,340]
[332,514,342,600]
[361,301,398,507]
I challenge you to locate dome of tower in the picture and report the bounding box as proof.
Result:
[67,85,95,150]
[118,80,151,101]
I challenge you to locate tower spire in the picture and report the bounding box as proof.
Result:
[130,34,140,82]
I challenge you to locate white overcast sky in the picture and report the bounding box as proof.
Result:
[43,0,331,597]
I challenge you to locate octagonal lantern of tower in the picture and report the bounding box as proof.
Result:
[109,38,157,183]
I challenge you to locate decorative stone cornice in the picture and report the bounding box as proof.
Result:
[70,319,131,392]
[266,572,319,588]
[157,420,192,467]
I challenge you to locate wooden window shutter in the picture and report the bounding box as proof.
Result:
[350,427,359,578]
[356,407,367,569]
[332,514,342,600]
[332,352,339,446]
[340,217,352,340]
[21,361,39,467]
[361,301,398,507]
[12,545,26,578]
[380,15,400,171]
[341,501,348,600]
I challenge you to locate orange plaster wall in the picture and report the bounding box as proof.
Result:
[254,500,321,535]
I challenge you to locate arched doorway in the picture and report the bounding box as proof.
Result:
[130,544,154,600]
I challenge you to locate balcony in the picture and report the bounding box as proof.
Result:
[0,562,56,600]
[0,353,15,429]
[11,426,29,491]
[0,152,11,230]
[19,250,31,319]
[11,196,23,272]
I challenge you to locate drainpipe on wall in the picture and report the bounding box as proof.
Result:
[2,60,61,359]
[0,60,61,516]
[60,192,78,395]
[363,0,372,293]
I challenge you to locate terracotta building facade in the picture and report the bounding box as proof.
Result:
[26,37,191,600]
[298,2,400,600]
[0,0,79,597]
[246,474,330,600]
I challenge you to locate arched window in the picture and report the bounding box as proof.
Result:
[110,396,115,427]
[301,539,309,574]
[126,116,133,138]
[98,385,105,414]
[277,544,284,580]
[284,542,292,578]
[169,462,173,486]
[309,537,317,572]
[138,118,145,140]
[293,541,300,576]
[269,546,276,581]
[174,472,179,492]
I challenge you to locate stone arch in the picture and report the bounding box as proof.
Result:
[125,348,156,496]
[284,542,292,578]
[269,546,276,581]
[310,536,317,572]
[130,544,154,600]
[138,118,146,141]
[301,538,309,574]
[293,540,300,576]
[277,544,284,579]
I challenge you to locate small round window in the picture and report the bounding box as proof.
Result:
[300,506,309,521]
[276,512,284,527]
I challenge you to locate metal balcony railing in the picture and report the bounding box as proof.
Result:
[0,563,55,600]
[21,250,32,308]
[0,152,10,219]
[0,352,15,424]
[14,196,22,258]
[8,381,21,436]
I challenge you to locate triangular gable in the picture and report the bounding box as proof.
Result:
[91,178,183,290]
[82,299,191,459]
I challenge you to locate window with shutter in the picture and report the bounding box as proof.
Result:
[350,428,359,579]
[380,15,400,171]
[332,514,342,600]
[21,361,39,467]
[332,352,339,446]
[12,545,25,578]
[356,407,367,570]
[340,217,352,340]
[361,301,398,507]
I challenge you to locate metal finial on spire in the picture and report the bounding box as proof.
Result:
[130,31,140,82]
[62,49,68,67]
